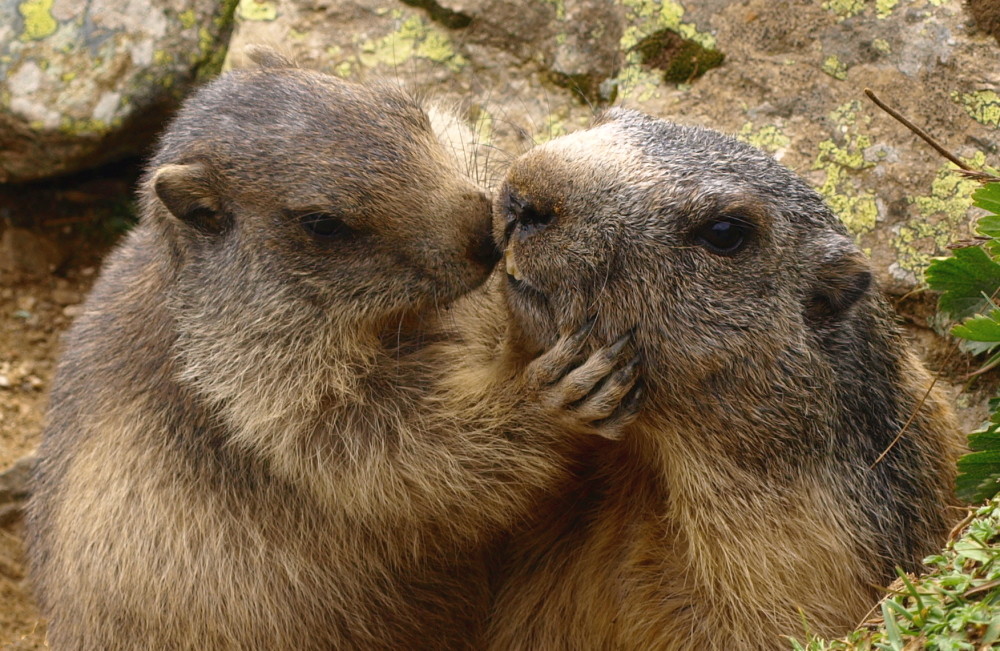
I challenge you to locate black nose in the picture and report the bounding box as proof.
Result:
[505,191,554,242]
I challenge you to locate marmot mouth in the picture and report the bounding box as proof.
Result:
[506,272,548,304]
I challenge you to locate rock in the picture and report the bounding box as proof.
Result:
[0,227,64,277]
[224,0,997,298]
[50,288,81,306]
[968,0,1000,45]
[62,304,83,319]
[0,454,36,525]
[0,0,239,184]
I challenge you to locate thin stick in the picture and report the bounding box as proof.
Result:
[870,370,943,468]
[864,88,971,171]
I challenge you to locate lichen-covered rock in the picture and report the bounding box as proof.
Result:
[0,0,238,184]
[230,0,996,295]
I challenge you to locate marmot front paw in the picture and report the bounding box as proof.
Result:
[526,318,643,440]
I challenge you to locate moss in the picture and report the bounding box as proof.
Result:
[821,55,848,81]
[236,0,277,22]
[737,123,790,154]
[615,0,720,100]
[398,0,473,29]
[634,28,724,84]
[955,90,1000,127]
[18,0,58,41]
[58,116,109,136]
[194,0,239,82]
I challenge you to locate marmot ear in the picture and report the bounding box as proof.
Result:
[803,243,872,324]
[152,163,227,234]
[245,45,297,69]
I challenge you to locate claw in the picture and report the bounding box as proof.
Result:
[606,332,632,359]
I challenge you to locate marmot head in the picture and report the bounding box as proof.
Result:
[496,109,873,401]
[142,55,497,333]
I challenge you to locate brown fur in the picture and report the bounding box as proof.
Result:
[480,110,963,649]
[26,57,635,650]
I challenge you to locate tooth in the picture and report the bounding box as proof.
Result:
[505,247,523,281]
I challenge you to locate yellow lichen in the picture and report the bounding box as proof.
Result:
[547,0,566,21]
[334,61,352,78]
[179,9,196,29]
[875,0,898,18]
[737,123,790,154]
[18,0,58,41]
[872,38,891,53]
[154,50,173,66]
[954,90,1000,127]
[821,55,848,81]
[822,0,865,20]
[60,71,75,82]
[359,13,467,73]
[812,101,877,237]
[891,154,988,276]
[236,0,277,22]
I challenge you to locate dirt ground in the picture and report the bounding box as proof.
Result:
[0,162,134,649]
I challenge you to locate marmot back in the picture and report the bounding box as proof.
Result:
[484,108,962,649]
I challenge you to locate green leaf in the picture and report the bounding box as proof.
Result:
[926,247,1000,319]
[880,600,905,650]
[953,310,1000,339]
[956,448,1000,504]
[969,429,1000,451]
[973,183,1000,217]
[978,214,1000,239]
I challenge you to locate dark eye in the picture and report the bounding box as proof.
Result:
[693,217,753,255]
[301,213,353,239]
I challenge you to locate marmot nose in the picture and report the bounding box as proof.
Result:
[504,191,555,243]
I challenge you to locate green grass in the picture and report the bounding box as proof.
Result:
[793,499,1000,650]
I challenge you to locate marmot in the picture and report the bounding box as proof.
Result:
[482,109,963,649]
[26,53,637,649]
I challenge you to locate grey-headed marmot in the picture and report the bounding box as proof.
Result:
[483,108,962,649]
[26,55,635,650]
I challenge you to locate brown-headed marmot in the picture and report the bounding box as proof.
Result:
[26,55,636,650]
[483,108,962,650]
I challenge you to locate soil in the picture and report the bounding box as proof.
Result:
[0,160,137,649]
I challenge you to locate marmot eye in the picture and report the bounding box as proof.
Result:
[693,217,753,255]
[302,213,353,239]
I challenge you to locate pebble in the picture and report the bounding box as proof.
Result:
[0,375,9,389]
[63,304,83,318]
[16,295,37,311]
[52,288,81,305]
